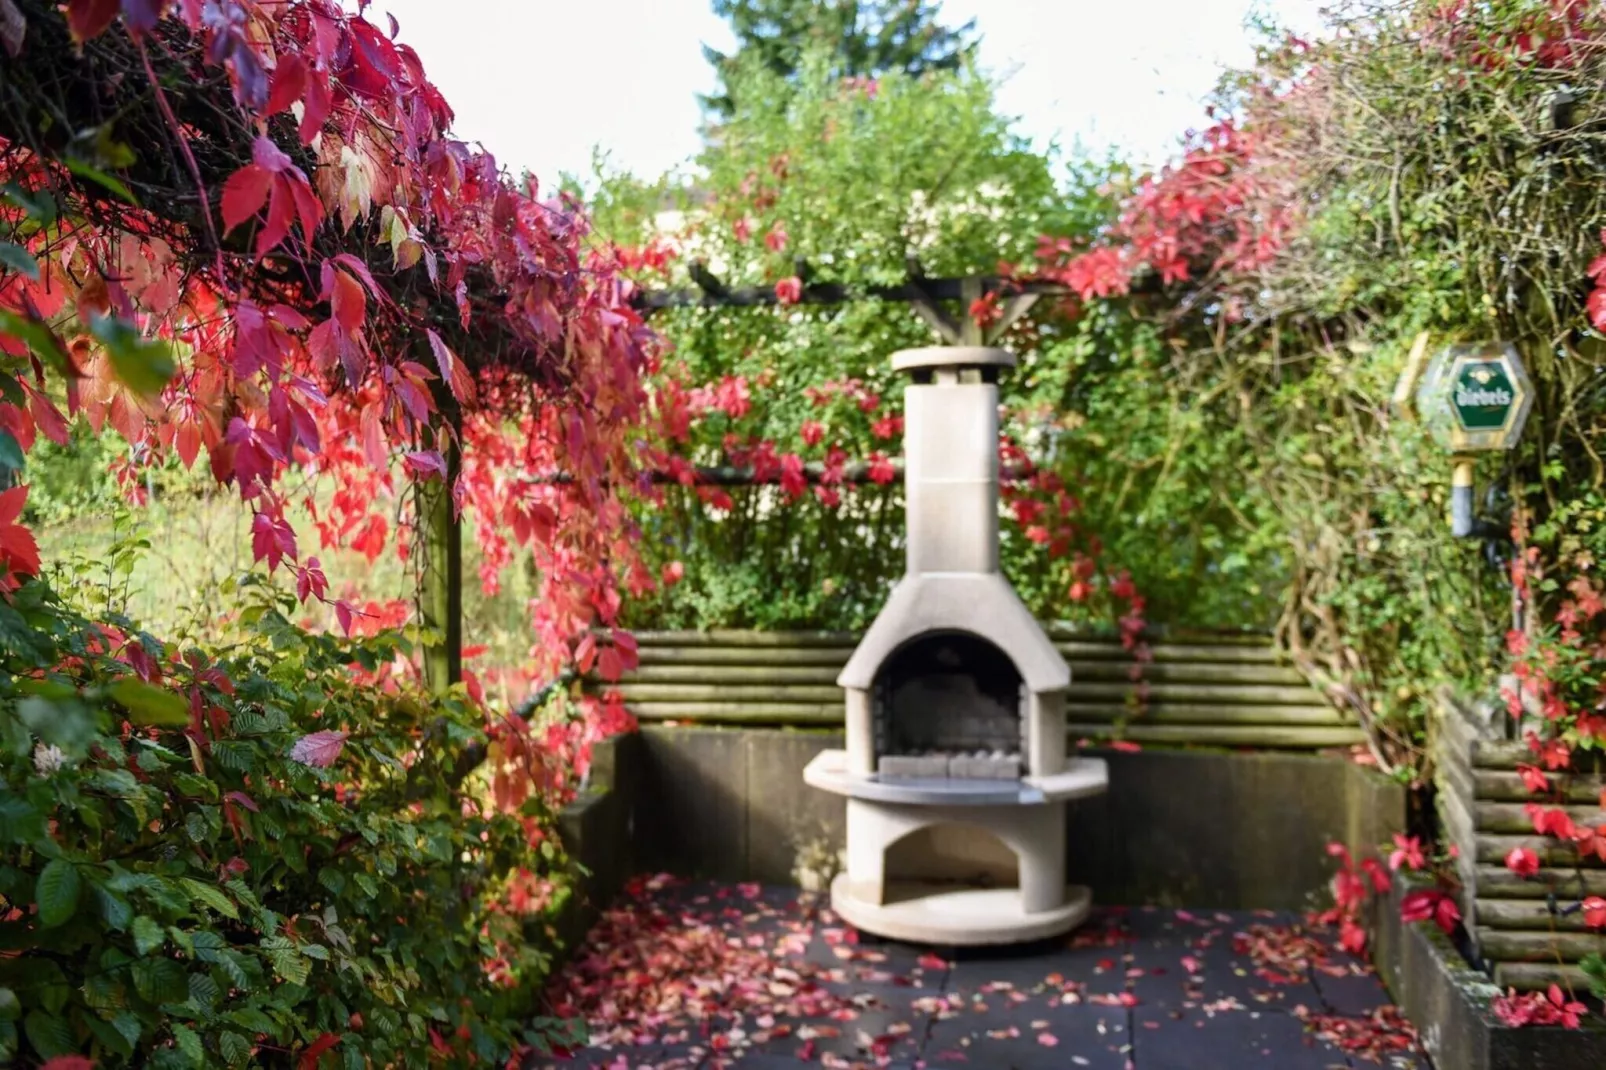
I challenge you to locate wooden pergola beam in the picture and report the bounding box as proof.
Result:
[632,272,1070,314]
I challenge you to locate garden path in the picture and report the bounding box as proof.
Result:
[533,877,1428,1070]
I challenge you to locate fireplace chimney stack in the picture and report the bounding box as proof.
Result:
[896,347,1014,576]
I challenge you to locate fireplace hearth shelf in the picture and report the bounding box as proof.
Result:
[805,345,1110,946]
[804,748,1108,805]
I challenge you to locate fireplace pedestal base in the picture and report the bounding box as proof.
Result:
[830,876,1092,945]
[805,751,1107,945]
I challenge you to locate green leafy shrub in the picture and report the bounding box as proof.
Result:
[0,572,574,1067]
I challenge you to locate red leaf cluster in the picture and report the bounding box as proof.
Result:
[2,1,658,693]
[1491,984,1589,1030]
[1399,888,1461,936]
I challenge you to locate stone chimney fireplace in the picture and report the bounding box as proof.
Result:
[804,346,1108,945]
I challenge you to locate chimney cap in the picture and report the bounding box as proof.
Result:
[891,346,1016,374]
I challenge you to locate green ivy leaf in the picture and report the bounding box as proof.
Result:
[219,1030,252,1066]
[172,1021,204,1065]
[108,677,190,727]
[110,1010,144,1051]
[22,1009,73,1058]
[1,182,57,225]
[214,951,252,992]
[0,988,16,1021]
[89,314,175,398]
[0,308,70,373]
[65,157,139,205]
[83,969,129,1013]
[180,878,239,920]
[34,859,80,929]
[0,797,43,842]
[133,958,189,1005]
[262,936,311,986]
[86,1013,136,1058]
[0,429,23,471]
[94,884,133,931]
[1582,950,1606,1001]
[187,971,220,1010]
[0,241,38,281]
[132,916,165,956]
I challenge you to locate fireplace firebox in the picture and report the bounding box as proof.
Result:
[803,345,1109,945]
[875,633,1023,780]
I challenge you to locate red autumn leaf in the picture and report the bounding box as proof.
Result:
[403,450,447,481]
[225,791,259,813]
[597,645,624,683]
[249,509,296,572]
[267,54,308,115]
[334,599,355,636]
[121,0,165,33]
[1588,287,1606,332]
[764,220,788,253]
[290,730,348,768]
[328,268,366,335]
[25,385,70,446]
[251,135,292,175]
[1388,834,1425,872]
[1400,888,1460,935]
[427,329,476,403]
[1584,896,1606,929]
[298,1032,341,1069]
[1516,763,1551,794]
[296,558,328,603]
[1504,846,1540,878]
[332,253,384,303]
[221,165,271,235]
[293,71,330,143]
[1527,804,1577,839]
[65,0,119,41]
[256,178,293,259]
[0,485,41,578]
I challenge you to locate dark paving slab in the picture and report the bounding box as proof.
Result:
[545,881,1430,1070]
[1133,1004,1352,1070]
[1125,917,1325,1013]
[923,993,1131,1069]
[735,984,930,1066]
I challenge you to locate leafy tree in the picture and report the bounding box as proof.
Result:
[701,0,977,117]
[589,56,1176,636]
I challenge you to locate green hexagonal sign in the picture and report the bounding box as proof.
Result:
[1415,343,1533,452]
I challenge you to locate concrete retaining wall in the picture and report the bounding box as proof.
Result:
[616,724,1405,910]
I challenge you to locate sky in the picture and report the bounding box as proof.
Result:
[368,0,1329,188]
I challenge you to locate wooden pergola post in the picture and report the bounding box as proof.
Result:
[419,406,463,697]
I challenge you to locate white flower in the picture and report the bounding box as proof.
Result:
[33,742,66,777]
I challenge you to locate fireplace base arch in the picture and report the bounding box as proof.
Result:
[825,794,1092,945]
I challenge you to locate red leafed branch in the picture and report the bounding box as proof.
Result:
[0,0,657,683]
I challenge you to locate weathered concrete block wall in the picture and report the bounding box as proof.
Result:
[623,725,1405,910]
[1368,874,1606,1070]
[550,733,640,950]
